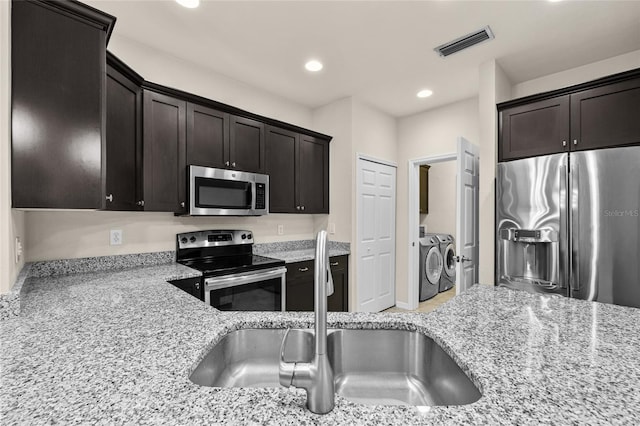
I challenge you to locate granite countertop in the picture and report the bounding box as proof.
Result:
[2,263,640,424]
[255,240,350,263]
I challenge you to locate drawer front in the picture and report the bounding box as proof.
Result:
[286,259,315,280]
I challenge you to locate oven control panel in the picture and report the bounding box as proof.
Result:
[177,230,254,249]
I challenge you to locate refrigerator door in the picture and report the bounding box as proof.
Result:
[496,154,569,296]
[570,147,640,308]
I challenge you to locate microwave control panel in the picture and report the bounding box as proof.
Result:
[255,183,266,210]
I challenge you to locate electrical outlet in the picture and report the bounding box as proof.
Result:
[277,224,284,235]
[15,237,22,264]
[110,229,123,246]
[328,222,336,235]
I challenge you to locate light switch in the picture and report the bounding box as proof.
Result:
[15,237,22,264]
[277,225,284,236]
[329,222,336,234]
[110,229,123,245]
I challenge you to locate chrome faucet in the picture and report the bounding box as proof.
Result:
[279,230,335,414]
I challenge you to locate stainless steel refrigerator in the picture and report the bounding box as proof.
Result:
[496,146,640,308]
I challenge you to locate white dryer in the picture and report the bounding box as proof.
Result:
[427,233,456,292]
[418,236,443,301]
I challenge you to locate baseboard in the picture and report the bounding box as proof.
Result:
[394,301,413,310]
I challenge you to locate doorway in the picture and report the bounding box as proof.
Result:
[356,155,397,312]
[406,137,479,311]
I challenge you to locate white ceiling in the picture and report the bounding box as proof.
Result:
[85,0,640,117]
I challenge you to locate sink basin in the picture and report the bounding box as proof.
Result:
[190,328,481,406]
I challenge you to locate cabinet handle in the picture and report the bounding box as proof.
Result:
[232,162,236,168]
[573,139,578,146]
[180,202,185,208]
[105,194,113,202]
[225,161,230,166]
[195,282,200,290]
[296,206,301,210]
[301,206,305,211]
[562,141,567,147]
[298,267,309,272]
[137,200,145,207]
[330,262,339,267]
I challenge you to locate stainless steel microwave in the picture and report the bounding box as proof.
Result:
[188,165,269,216]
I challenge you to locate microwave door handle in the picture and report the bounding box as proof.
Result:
[250,182,255,210]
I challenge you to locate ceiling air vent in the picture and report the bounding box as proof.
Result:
[434,26,494,58]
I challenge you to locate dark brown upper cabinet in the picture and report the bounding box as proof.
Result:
[105,54,143,211]
[298,134,329,214]
[498,69,640,162]
[186,103,228,170]
[499,96,570,161]
[265,126,297,213]
[142,90,187,213]
[229,116,265,173]
[11,0,115,208]
[186,106,265,174]
[570,77,640,151]
[266,127,329,214]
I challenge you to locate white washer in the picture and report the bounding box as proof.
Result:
[418,236,443,301]
[427,233,456,292]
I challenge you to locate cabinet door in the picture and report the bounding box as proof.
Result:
[329,255,349,312]
[186,103,228,169]
[571,77,640,151]
[105,65,142,211]
[142,90,187,212]
[285,261,314,311]
[265,126,298,213]
[298,135,329,213]
[11,0,106,208]
[230,116,265,173]
[499,96,570,161]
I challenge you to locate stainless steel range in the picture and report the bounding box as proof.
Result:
[175,230,286,311]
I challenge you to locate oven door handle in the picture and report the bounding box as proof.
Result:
[204,266,287,292]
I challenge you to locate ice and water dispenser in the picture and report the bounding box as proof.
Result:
[498,228,560,290]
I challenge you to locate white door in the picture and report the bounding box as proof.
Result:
[455,137,479,293]
[357,158,396,312]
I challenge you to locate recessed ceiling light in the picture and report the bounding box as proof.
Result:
[176,0,199,8]
[305,60,323,72]
[417,89,433,98]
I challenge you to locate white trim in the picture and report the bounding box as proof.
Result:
[406,152,457,311]
[356,152,398,168]
[394,301,412,310]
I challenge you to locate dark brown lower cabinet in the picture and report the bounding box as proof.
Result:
[285,255,349,312]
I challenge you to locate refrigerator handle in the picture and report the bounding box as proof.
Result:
[559,163,568,289]
[570,160,580,292]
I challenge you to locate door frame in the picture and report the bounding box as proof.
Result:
[355,153,397,312]
[405,152,456,311]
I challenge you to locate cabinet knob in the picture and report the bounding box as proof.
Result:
[298,267,309,272]
[225,161,230,166]
[562,140,567,147]
[573,139,578,146]
[232,162,236,168]
[180,202,185,208]
[105,194,113,202]
[301,205,305,211]
[137,200,145,207]
[195,282,200,290]
[296,206,301,210]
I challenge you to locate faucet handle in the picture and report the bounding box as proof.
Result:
[326,266,334,296]
[279,329,296,387]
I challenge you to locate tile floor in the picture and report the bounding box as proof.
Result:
[384,286,457,313]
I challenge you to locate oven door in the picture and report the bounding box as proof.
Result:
[189,165,268,216]
[204,267,286,311]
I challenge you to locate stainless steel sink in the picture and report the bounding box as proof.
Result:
[190,328,481,406]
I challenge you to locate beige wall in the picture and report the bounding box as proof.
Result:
[1,1,26,294]
[478,60,512,286]
[25,211,318,262]
[395,97,479,304]
[108,35,313,128]
[421,161,457,239]
[512,49,640,99]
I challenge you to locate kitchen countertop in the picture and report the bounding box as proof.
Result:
[255,240,350,263]
[2,263,640,424]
